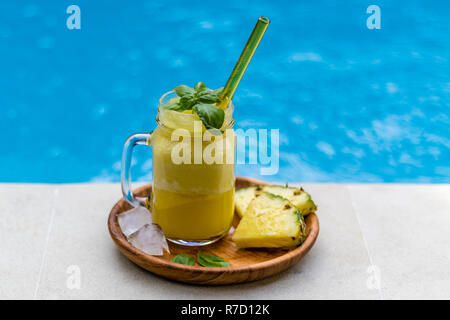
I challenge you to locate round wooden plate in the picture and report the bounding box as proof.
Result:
[108,176,319,285]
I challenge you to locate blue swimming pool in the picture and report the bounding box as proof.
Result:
[0,1,448,183]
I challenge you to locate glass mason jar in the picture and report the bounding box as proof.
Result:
[121,91,235,246]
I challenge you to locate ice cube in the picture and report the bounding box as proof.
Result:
[118,206,152,237]
[128,223,170,256]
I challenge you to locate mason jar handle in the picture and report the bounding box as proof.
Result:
[121,132,152,207]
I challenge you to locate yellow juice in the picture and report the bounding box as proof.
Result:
[150,107,235,243]
[152,188,234,240]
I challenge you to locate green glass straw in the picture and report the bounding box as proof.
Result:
[218,16,270,108]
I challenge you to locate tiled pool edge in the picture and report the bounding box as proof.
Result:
[1,183,449,299]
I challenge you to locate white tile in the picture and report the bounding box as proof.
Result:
[35,184,123,299]
[6,182,449,299]
[348,184,450,299]
[0,184,57,299]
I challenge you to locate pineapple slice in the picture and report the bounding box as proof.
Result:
[262,185,317,216]
[232,192,306,248]
[234,186,259,217]
[234,185,317,217]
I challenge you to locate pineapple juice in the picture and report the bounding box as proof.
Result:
[150,104,235,243]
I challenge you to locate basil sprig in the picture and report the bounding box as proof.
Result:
[171,254,195,266]
[197,252,231,267]
[162,82,225,130]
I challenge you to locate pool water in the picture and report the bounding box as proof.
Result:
[0,1,448,183]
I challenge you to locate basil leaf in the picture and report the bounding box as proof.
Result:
[174,85,194,97]
[193,104,225,130]
[196,91,219,104]
[179,95,196,110]
[210,87,224,97]
[197,252,231,267]
[194,81,207,93]
[160,101,189,112]
[171,254,195,266]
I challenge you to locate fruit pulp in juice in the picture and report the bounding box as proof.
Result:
[150,113,235,241]
[152,187,234,240]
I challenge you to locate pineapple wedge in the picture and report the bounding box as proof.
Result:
[262,185,317,216]
[234,185,317,217]
[234,186,258,217]
[232,192,306,248]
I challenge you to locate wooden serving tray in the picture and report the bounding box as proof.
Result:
[108,176,319,285]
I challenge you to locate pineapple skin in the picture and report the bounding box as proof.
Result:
[232,192,306,248]
[262,185,317,216]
